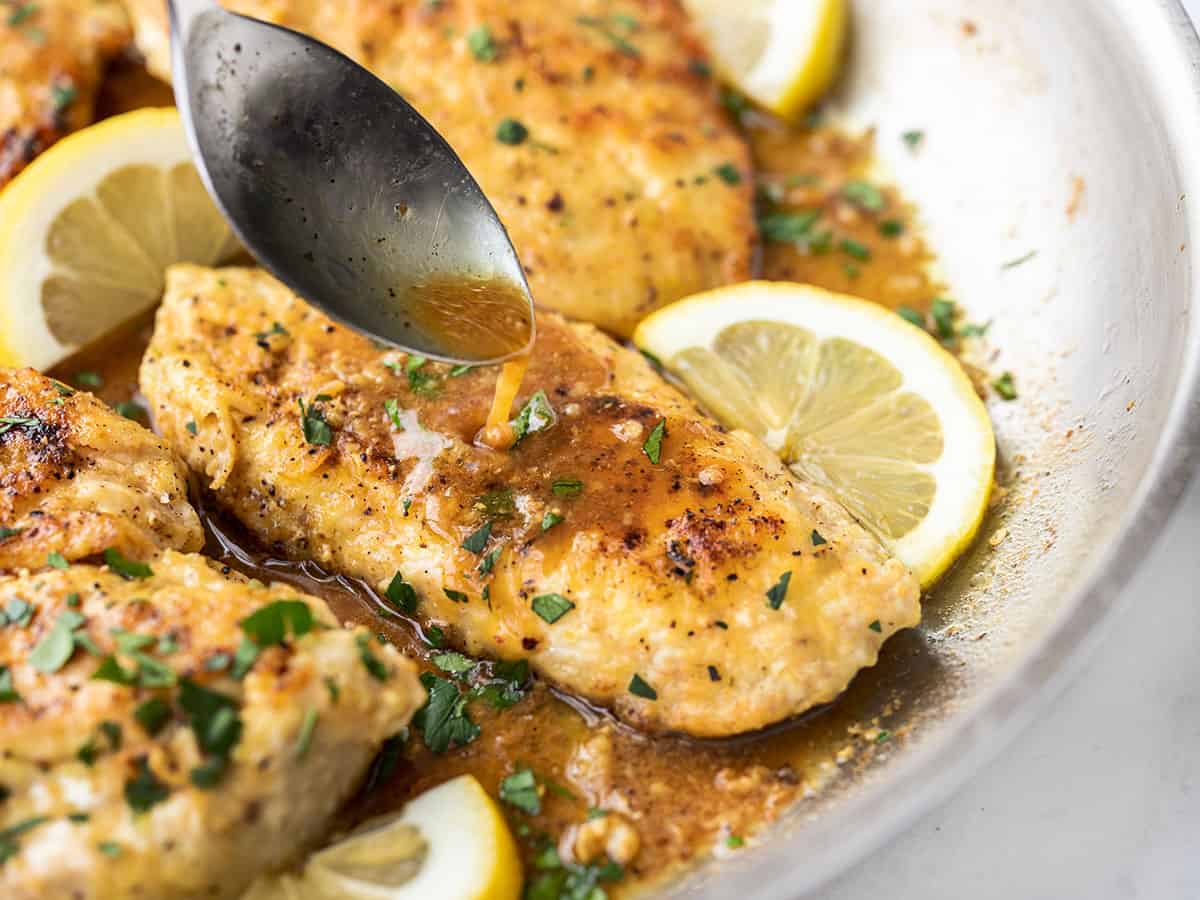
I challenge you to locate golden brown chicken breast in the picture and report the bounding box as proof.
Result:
[122,0,756,337]
[0,367,202,572]
[0,552,422,900]
[0,0,130,186]
[0,368,424,899]
[141,265,921,739]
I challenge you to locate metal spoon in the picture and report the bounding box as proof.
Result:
[167,0,535,364]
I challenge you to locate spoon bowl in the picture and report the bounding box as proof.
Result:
[167,0,535,364]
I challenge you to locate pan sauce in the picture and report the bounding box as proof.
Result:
[68,65,952,897]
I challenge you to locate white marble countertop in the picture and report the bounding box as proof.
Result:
[819,6,1200,897]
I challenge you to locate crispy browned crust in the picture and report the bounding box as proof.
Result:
[0,367,202,572]
[121,0,756,336]
[0,0,131,186]
[142,266,922,738]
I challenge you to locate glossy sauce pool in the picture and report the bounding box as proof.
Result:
[67,69,950,896]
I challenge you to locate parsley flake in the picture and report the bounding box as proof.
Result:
[413,672,480,753]
[992,371,1018,401]
[500,768,541,814]
[462,521,493,554]
[103,548,152,579]
[124,757,170,812]
[496,117,529,145]
[467,24,498,61]
[510,390,556,444]
[842,180,886,212]
[384,571,418,615]
[46,551,68,570]
[643,419,666,464]
[811,529,827,546]
[765,571,792,610]
[628,673,657,700]
[714,163,742,185]
[532,593,574,624]
[551,478,583,498]
[541,511,563,531]
[298,397,333,446]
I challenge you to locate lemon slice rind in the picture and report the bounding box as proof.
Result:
[634,282,995,587]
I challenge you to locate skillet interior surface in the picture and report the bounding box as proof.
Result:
[662,0,1200,896]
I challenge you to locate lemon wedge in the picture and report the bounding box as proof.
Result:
[682,0,848,119]
[635,282,995,587]
[241,775,522,900]
[0,107,240,370]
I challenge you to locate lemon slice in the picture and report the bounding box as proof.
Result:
[241,775,522,900]
[0,107,240,370]
[682,0,848,119]
[635,282,995,586]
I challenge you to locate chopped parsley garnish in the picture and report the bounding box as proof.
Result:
[467,24,498,61]
[91,655,136,686]
[532,593,574,624]
[51,81,77,114]
[178,678,242,777]
[356,633,390,681]
[98,841,122,857]
[413,671,480,753]
[404,356,441,396]
[811,529,827,546]
[879,219,906,238]
[253,321,289,349]
[443,587,469,603]
[433,651,475,676]
[125,757,170,812]
[1002,249,1038,269]
[241,599,313,646]
[74,371,102,388]
[688,58,712,78]
[475,658,529,709]
[765,571,791,610]
[477,489,516,519]
[992,371,1018,401]
[113,401,146,421]
[758,210,820,243]
[46,551,68,570]
[525,845,624,899]
[575,14,640,57]
[541,511,563,531]
[478,546,502,575]
[185,421,198,435]
[0,415,40,437]
[868,619,883,633]
[0,666,18,703]
[103,548,152,579]
[0,527,20,540]
[7,4,38,27]
[726,834,745,848]
[930,298,957,341]
[0,816,47,864]
[29,610,84,673]
[902,129,925,149]
[876,729,892,744]
[628,673,657,700]
[510,390,556,444]
[551,478,583,498]
[643,419,666,464]
[384,571,418,615]
[898,306,926,328]
[134,697,172,736]
[384,397,405,430]
[462,521,493,554]
[422,625,447,648]
[296,708,319,758]
[839,238,871,261]
[496,117,529,145]
[499,768,541,814]
[298,396,333,446]
[842,180,886,212]
[714,163,742,185]
[449,364,473,377]
[1,597,32,627]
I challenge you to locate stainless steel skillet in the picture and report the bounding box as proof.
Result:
[667,0,1200,895]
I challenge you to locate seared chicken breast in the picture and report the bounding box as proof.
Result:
[0,367,202,572]
[123,0,756,337]
[0,0,130,186]
[0,369,424,900]
[141,266,921,738]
